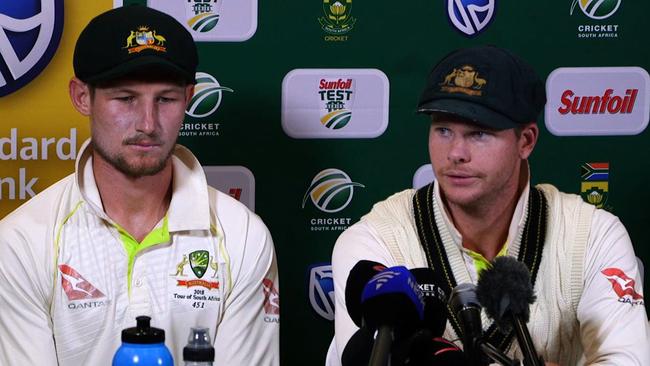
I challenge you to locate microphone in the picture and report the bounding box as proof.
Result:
[476,256,545,366]
[361,266,425,366]
[448,283,487,366]
[396,329,470,366]
[345,260,387,327]
[409,268,448,336]
[341,327,375,366]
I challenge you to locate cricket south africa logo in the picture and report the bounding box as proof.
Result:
[446,0,496,37]
[186,72,234,118]
[0,0,64,97]
[319,78,354,130]
[186,0,221,32]
[580,162,609,209]
[124,27,166,54]
[570,0,621,20]
[319,0,356,35]
[302,168,364,213]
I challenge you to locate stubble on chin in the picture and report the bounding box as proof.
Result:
[91,140,175,179]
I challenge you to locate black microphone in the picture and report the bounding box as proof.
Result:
[409,268,448,336]
[345,260,387,327]
[396,329,470,366]
[476,256,545,366]
[341,326,375,366]
[448,283,487,366]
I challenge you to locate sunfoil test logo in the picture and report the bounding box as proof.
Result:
[185,0,221,32]
[302,168,364,213]
[307,264,335,321]
[446,0,496,37]
[0,1,64,97]
[282,69,389,139]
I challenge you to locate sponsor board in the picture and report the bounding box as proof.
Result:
[147,0,257,41]
[282,69,389,139]
[412,164,436,189]
[545,67,650,136]
[446,0,496,37]
[203,166,255,211]
[307,263,335,321]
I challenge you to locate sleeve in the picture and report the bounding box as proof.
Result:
[0,223,58,366]
[213,212,279,366]
[330,221,398,363]
[577,209,650,365]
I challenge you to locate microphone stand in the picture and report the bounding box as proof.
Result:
[511,316,544,366]
[368,325,393,366]
[477,339,520,366]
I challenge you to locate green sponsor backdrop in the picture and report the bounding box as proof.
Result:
[5,0,650,364]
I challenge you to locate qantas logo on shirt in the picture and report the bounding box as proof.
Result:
[59,264,105,300]
[262,278,280,323]
[601,268,644,306]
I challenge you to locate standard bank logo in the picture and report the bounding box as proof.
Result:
[570,0,621,20]
[0,1,64,97]
[545,67,650,136]
[186,72,233,118]
[203,166,255,211]
[282,69,389,139]
[307,264,335,321]
[446,0,496,37]
[302,169,364,213]
[147,1,257,41]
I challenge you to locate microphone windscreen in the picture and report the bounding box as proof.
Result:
[394,329,469,366]
[476,256,536,330]
[345,260,387,327]
[410,268,448,336]
[341,327,374,366]
[360,266,425,336]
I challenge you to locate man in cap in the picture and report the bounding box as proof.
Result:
[0,6,279,365]
[328,46,649,365]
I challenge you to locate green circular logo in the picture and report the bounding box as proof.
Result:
[186,72,234,118]
[302,169,364,213]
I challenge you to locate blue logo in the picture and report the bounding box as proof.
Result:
[0,1,64,97]
[307,263,335,321]
[446,0,496,37]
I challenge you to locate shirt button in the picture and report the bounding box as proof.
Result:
[135,279,143,288]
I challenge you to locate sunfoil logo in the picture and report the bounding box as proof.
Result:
[0,1,64,97]
[186,72,234,118]
[570,0,621,20]
[446,0,496,37]
[302,168,364,213]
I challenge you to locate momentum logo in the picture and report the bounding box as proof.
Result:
[302,168,364,213]
[545,67,650,136]
[446,0,496,37]
[282,69,389,139]
[0,1,64,97]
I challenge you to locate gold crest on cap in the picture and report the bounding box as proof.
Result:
[439,65,486,96]
[124,26,167,54]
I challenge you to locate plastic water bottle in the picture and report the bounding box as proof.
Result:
[112,316,174,366]
[183,327,215,366]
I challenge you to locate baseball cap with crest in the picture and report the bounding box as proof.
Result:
[416,45,546,130]
[73,5,198,85]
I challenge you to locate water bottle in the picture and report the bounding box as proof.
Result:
[112,316,174,366]
[183,327,215,366]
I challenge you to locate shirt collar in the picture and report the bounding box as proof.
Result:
[75,138,211,232]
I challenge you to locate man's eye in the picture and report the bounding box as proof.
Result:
[115,96,134,102]
[436,127,451,136]
[158,97,176,103]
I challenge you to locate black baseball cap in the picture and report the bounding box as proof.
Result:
[73,5,198,85]
[417,45,546,130]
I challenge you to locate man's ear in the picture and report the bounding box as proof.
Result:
[69,77,92,116]
[518,122,539,160]
[184,84,195,107]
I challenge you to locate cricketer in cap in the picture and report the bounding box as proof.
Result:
[0,6,279,365]
[328,46,649,365]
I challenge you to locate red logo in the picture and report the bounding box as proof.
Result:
[558,89,638,115]
[59,264,105,300]
[601,268,644,300]
[228,188,242,201]
[262,278,280,315]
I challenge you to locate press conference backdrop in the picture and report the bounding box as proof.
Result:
[0,0,648,364]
